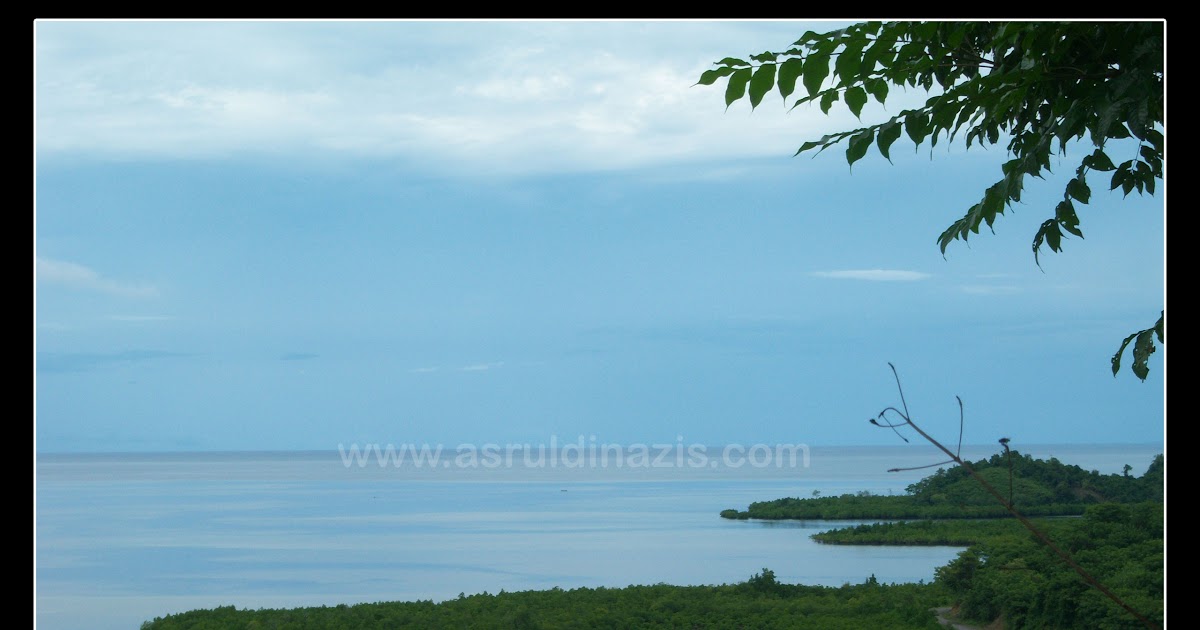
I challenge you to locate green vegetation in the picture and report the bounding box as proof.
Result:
[700,21,1164,379]
[140,451,1163,629]
[808,505,1164,628]
[720,452,1162,520]
[813,518,1035,546]
[746,453,1165,629]
[142,573,948,629]
[936,501,1163,629]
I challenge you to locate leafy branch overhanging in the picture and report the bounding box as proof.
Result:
[700,21,1164,380]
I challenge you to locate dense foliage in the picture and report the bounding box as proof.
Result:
[797,454,1165,629]
[810,504,1164,628]
[720,451,1162,520]
[935,502,1163,629]
[813,517,1037,546]
[142,573,947,629]
[700,21,1165,379]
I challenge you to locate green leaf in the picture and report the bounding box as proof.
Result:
[696,66,736,86]
[834,39,865,83]
[1066,178,1091,204]
[946,23,968,49]
[1001,165,1026,205]
[929,99,963,139]
[1110,169,1125,192]
[1112,312,1165,380]
[1129,100,1151,140]
[820,90,840,114]
[1032,219,1055,265]
[1131,329,1157,380]
[1135,160,1153,192]
[725,68,751,107]
[1111,332,1136,376]
[717,57,748,67]
[846,128,874,168]
[876,120,902,162]
[1146,129,1164,155]
[1108,124,1132,140]
[1082,149,1116,172]
[933,55,953,88]
[938,218,967,254]
[977,182,1007,229]
[802,51,831,97]
[1108,331,1128,376]
[1055,200,1084,238]
[1045,223,1062,252]
[844,86,868,119]
[750,51,778,63]
[795,139,827,156]
[777,58,803,100]
[748,63,777,109]
[864,78,889,104]
[792,31,823,46]
[913,21,939,42]
[905,111,930,147]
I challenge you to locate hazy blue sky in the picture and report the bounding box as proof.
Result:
[34,20,1165,453]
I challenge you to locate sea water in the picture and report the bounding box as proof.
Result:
[34,443,1162,630]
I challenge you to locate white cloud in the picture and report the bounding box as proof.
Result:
[810,269,932,282]
[461,361,503,371]
[33,20,882,176]
[35,257,157,297]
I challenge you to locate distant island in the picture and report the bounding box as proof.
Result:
[141,451,1164,630]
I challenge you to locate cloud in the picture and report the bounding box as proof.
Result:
[810,269,932,282]
[33,20,875,176]
[280,352,319,361]
[36,257,157,297]
[461,361,504,372]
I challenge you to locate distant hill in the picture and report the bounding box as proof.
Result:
[720,451,1163,520]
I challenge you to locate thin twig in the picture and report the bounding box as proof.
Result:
[887,459,956,473]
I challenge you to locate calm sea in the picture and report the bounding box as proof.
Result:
[34,443,1161,630]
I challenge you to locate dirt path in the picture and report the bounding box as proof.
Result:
[932,607,986,630]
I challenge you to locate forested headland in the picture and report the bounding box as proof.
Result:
[142,577,948,629]
[720,451,1163,520]
[729,452,1165,629]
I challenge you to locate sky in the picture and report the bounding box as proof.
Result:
[33,19,1166,453]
